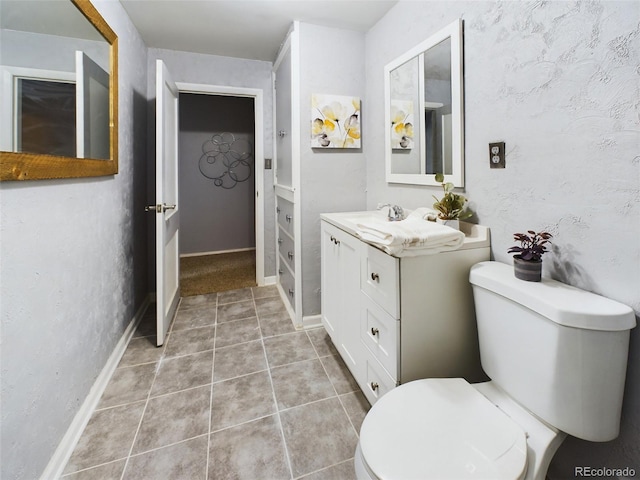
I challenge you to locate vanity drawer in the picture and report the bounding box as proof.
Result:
[361,292,399,381]
[278,259,296,313]
[361,351,397,405]
[278,227,295,273]
[361,245,399,318]
[277,198,295,236]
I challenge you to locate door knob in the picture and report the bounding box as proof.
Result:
[145,203,176,213]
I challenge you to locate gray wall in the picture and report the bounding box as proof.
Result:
[0,0,150,478]
[0,29,109,73]
[179,93,256,255]
[298,22,368,317]
[365,1,640,475]
[147,48,275,278]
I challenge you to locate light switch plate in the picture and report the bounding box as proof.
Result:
[489,142,505,168]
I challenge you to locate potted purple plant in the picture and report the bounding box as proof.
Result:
[507,230,552,281]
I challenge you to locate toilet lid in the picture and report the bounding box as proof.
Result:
[359,378,528,480]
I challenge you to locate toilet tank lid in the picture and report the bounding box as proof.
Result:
[470,262,636,331]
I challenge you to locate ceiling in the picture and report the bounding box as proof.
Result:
[119,0,398,62]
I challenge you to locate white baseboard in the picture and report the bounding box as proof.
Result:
[40,295,152,480]
[274,282,321,330]
[180,247,255,258]
[302,314,322,329]
[261,275,276,286]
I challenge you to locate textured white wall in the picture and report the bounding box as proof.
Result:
[365,1,640,475]
[298,22,367,317]
[0,1,150,478]
[146,48,276,277]
[1,29,109,72]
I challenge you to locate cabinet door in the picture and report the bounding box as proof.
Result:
[336,228,362,372]
[320,222,362,375]
[321,223,340,340]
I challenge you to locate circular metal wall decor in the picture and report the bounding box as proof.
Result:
[199,132,253,189]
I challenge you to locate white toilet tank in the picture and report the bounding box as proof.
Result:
[469,262,636,442]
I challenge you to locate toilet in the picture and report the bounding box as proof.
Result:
[355,261,636,480]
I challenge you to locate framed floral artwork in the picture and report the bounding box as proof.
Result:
[390,99,414,149]
[311,94,361,149]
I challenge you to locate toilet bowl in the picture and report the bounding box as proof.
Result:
[355,378,565,480]
[355,261,635,480]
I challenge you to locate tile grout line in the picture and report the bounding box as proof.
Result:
[120,342,167,480]
[309,329,364,440]
[128,433,210,461]
[60,458,127,478]
[253,289,296,480]
[292,458,356,480]
[204,292,218,479]
[118,309,175,480]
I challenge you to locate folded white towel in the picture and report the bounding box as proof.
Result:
[356,215,464,256]
[407,207,440,222]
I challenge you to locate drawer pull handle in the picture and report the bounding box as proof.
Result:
[277,207,281,214]
[287,251,294,260]
[289,288,295,297]
[370,327,379,336]
[330,235,336,243]
[278,268,283,274]
[334,238,340,245]
[278,237,283,245]
[371,272,380,282]
[370,382,379,391]
[286,214,293,223]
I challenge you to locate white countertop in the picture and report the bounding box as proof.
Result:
[320,210,491,256]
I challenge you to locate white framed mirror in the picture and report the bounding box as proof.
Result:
[385,19,464,187]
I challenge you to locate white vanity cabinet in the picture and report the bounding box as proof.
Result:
[320,214,490,405]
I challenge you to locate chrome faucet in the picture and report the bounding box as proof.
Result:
[377,203,405,221]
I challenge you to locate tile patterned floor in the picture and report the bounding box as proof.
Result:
[62,285,370,480]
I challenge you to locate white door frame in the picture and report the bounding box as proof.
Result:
[175,82,266,286]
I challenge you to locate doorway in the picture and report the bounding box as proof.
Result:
[176,85,265,296]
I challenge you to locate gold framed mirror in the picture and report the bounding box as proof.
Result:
[0,0,118,181]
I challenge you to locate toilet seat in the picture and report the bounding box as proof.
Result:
[358,378,528,480]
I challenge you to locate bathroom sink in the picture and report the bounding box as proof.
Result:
[320,209,395,239]
[327,209,389,230]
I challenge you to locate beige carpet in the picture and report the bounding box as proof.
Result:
[180,250,256,297]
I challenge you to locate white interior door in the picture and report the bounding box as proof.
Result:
[154,59,180,346]
[76,50,109,159]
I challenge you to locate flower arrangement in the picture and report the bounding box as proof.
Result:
[432,173,472,221]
